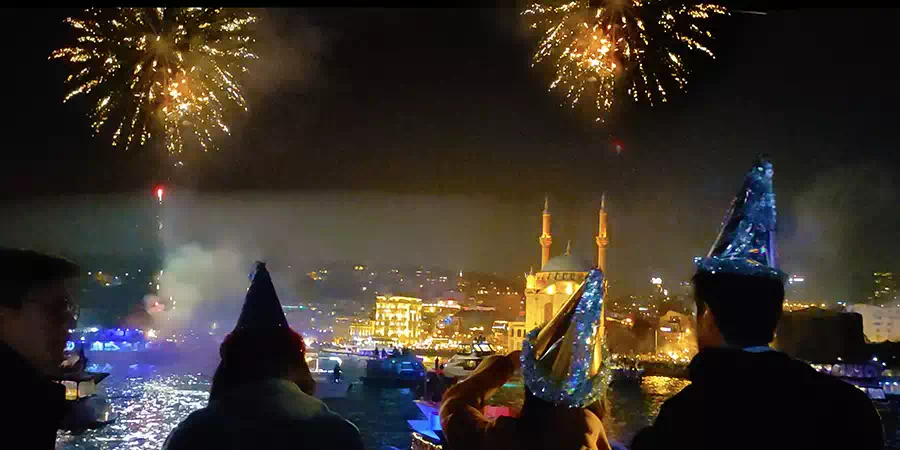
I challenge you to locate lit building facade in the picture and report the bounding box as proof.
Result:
[847,304,900,343]
[349,319,375,341]
[524,195,609,332]
[374,295,423,344]
[507,321,526,353]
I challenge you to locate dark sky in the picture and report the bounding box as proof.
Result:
[2,7,898,302]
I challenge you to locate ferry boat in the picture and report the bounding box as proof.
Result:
[441,338,496,380]
[56,348,115,432]
[360,351,427,388]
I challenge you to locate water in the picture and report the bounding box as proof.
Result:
[56,355,689,450]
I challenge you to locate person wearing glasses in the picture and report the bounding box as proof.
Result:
[0,248,80,449]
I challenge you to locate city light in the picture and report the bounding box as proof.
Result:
[651,277,663,285]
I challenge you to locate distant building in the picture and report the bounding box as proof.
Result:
[453,307,498,340]
[786,274,808,302]
[374,295,422,345]
[846,304,900,343]
[349,319,375,341]
[524,195,609,332]
[657,311,696,355]
[332,316,352,341]
[506,321,526,353]
[658,310,691,333]
[775,308,868,363]
[872,272,898,305]
[420,299,461,338]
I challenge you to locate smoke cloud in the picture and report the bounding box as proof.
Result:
[783,163,898,301]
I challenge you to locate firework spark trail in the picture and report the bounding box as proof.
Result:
[523,1,727,121]
[51,8,258,159]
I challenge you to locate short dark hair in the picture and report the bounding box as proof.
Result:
[692,271,785,347]
[0,248,80,309]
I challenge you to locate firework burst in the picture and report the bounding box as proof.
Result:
[523,0,727,121]
[51,8,258,157]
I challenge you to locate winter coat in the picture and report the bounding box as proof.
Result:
[163,378,363,450]
[0,341,66,449]
[631,347,884,450]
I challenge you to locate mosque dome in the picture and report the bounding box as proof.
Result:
[539,254,592,274]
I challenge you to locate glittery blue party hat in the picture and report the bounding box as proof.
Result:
[696,156,785,280]
[521,268,611,408]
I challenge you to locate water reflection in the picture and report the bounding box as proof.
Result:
[57,374,210,450]
[605,376,692,443]
[57,366,690,450]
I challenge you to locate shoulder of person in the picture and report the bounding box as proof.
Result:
[302,413,364,449]
[657,383,698,415]
[801,365,871,402]
[162,408,216,450]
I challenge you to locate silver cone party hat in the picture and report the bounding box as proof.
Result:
[521,268,610,407]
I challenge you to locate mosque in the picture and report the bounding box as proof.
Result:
[523,195,609,332]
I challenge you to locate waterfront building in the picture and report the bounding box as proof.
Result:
[846,304,900,343]
[524,195,609,332]
[349,319,375,341]
[374,295,422,345]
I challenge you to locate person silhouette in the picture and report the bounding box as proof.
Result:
[631,158,883,450]
[163,262,363,450]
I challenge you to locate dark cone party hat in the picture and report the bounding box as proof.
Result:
[233,261,289,331]
[696,156,785,281]
[521,268,611,407]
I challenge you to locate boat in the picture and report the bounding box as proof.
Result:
[441,337,496,380]
[56,348,115,433]
[360,351,427,388]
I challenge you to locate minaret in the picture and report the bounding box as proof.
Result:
[540,195,552,270]
[596,193,609,272]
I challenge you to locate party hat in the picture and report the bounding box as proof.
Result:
[233,261,289,331]
[696,156,785,281]
[521,268,611,407]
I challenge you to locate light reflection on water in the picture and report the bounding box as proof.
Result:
[57,364,690,450]
[57,374,211,450]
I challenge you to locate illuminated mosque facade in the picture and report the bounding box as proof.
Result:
[524,195,609,332]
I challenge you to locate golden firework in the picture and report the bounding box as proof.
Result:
[523,0,727,121]
[51,8,258,157]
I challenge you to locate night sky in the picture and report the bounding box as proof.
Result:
[2,7,898,302]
